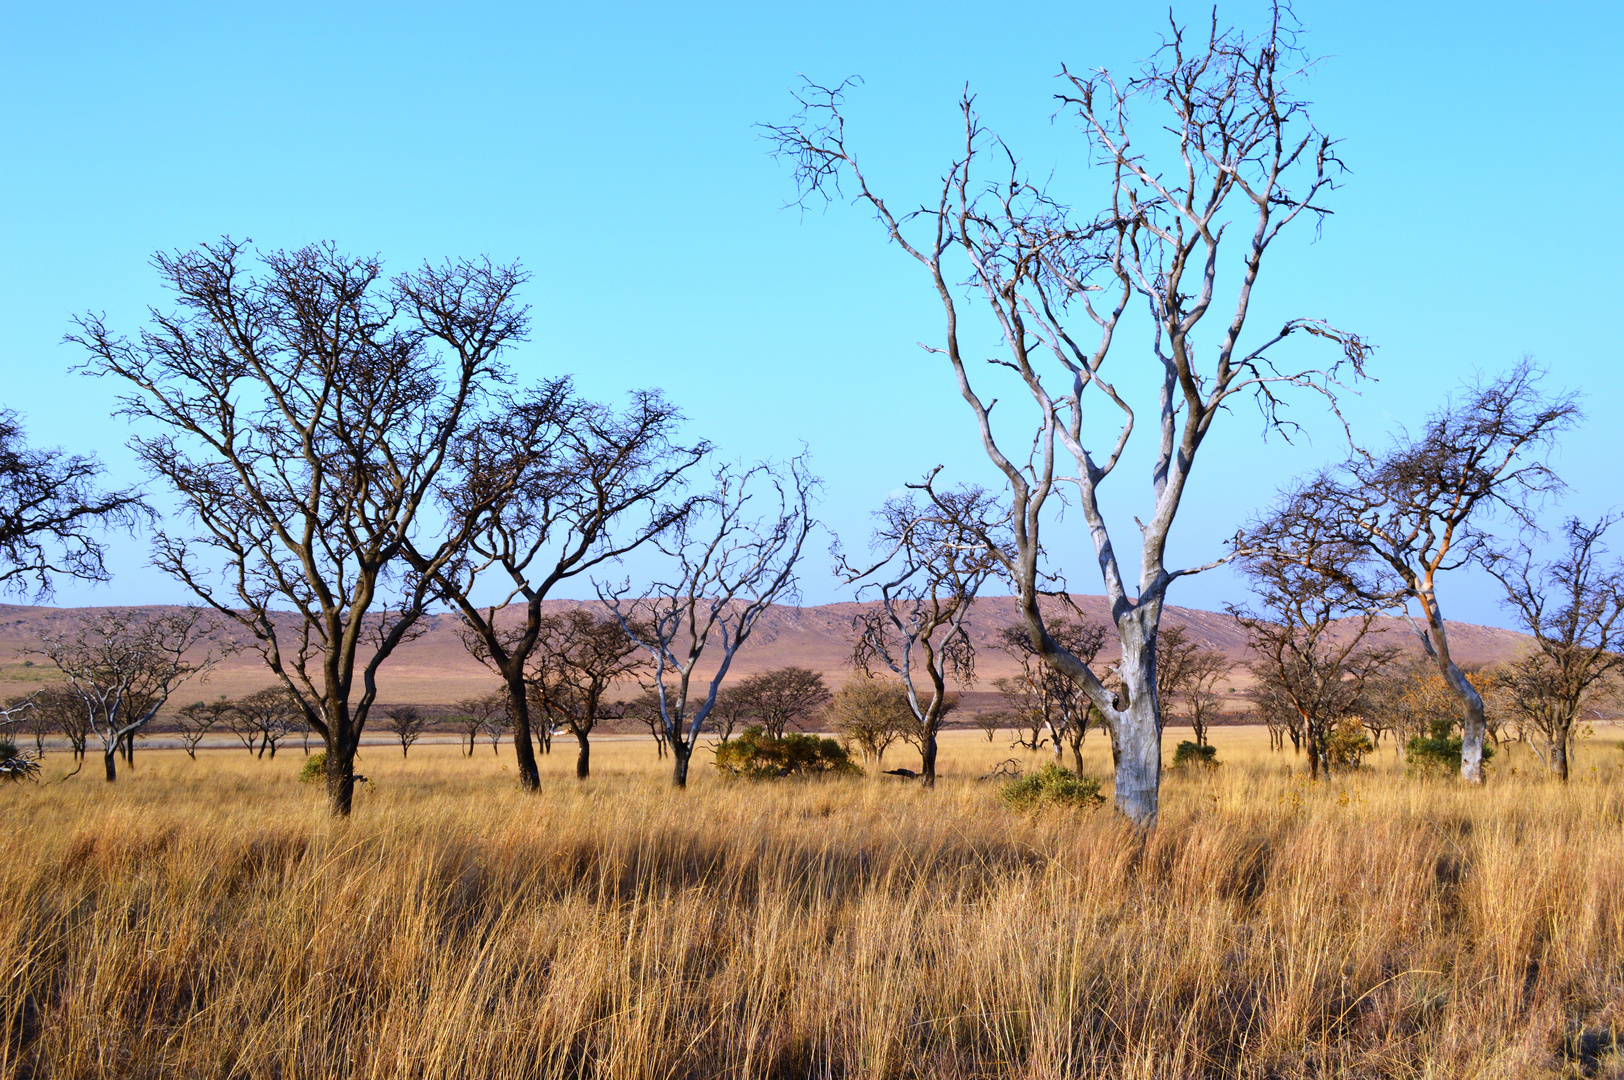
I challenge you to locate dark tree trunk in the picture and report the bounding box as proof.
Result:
[326,736,357,816]
[506,672,541,792]
[672,742,691,787]
[920,729,938,788]
[575,731,590,780]
[103,748,117,782]
[1551,731,1570,782]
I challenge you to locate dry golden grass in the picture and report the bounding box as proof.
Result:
[3,727,1623,1079]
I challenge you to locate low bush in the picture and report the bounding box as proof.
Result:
[713,726,861,779]
[1000,762,1104,811]
[1406,717,1494,777]
[1323,717,1374,772]
[298,751,327,784]
[1171,741,1219,769]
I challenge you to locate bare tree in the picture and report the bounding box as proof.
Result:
[844,479,1004,786]
[527,609,645,779]
[705,685,751,743]
[623,688,670,759]
[454,691,507,757]
[25,685,90,762]
[1155,627,1231,748]
[826,677,912,769]
[435,384,705,793]
[997,616,1109,774]
[1230,511,1398,780]
[767,7,1367,823]
[600,457,815,788]
[73,240,528,815]
[384,705,426,758]
[483,702,510,755]
[0,410,147,600]
[1263,363,1578,783]
[36,608,224,781]
[1488,516,1624,780]
[227,687,302,758]
[175,697,233,759]
[972,708,1010,743]
[728,666,831,740]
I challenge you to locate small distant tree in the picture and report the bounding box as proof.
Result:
[997,616,1108,774]
[728,666,831,740]
[973,708,1011,743]
[37,609,225,781]
[706,685,751,743]
[482,702,510,755]
[1489,516,1624,780]
[454,691,507,756]
[385,705,427,758]
[601,458,815,788]
[623,689,670,759]
[1231,509,1398,780]
[1155,629,1230,748]
[26,685,89,762]
[844,478,1005,786]
[175,698,233,760]
[228,687,300,758]
[825,677,912,768]
[527,609,645,779]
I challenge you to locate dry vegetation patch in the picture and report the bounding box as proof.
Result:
[2,734,1622,1079]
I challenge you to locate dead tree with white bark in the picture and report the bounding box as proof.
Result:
[767,6,1367,823]
[843,477,1006,786]
[600,457,814,788]
[35,608,226,782]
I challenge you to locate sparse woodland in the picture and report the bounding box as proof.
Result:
[2,5,1623,1077]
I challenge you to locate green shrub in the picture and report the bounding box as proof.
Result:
[299,751,327,784]
[1000,762,1104,811]
[1171,740,1219,769]
[714,726,861,779]
[1406,717,1494,777]
[1323,717,1374,772]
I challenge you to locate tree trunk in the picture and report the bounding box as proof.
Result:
[575,731,591,779]
[326,737,357,816]
[506,673,541,792]
[466,731,475,756]
[1550,728,1570,782]
[103,748,117,782]
[1459,692,1488,783]
[920,728,938,788]
[1111,620,1161,826]
[1070,737,1085,778]
[672,741,691,787]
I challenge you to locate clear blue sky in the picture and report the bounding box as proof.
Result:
[2,1,1618,627]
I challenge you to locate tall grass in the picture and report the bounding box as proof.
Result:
[2,732,1622,1078]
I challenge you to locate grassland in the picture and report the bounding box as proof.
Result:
[3,727,1622,1079]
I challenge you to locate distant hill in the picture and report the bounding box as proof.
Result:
[0,597,1533,710]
